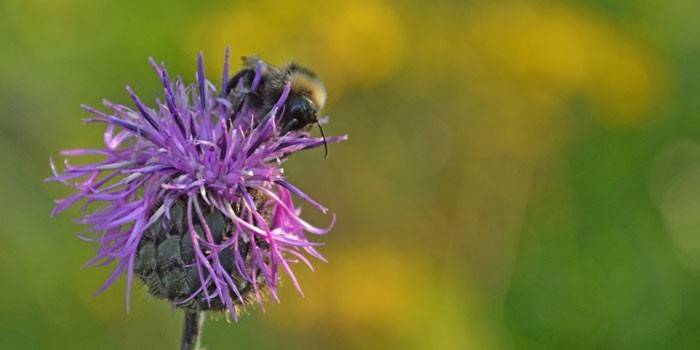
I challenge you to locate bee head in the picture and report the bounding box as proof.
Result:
[280,63,327,132]
[286,95,319,127]
[282,64,329,157]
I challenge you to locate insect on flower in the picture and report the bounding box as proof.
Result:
[47,49,347,326]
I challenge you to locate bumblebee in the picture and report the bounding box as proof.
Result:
[225,56,329,156]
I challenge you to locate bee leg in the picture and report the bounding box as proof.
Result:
[231,91,247,113]
[227,69,266,118]
[229,90,264,121]
[224,68,255,98]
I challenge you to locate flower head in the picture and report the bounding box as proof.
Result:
[48,50,346,317]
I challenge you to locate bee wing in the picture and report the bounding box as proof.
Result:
[241,55,260,67]
[242,55,281,74]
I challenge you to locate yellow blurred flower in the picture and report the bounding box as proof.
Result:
[411,1,668,128]
[268,247,499,349]
[469,2,667,126]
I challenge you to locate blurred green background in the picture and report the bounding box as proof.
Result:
[2,0,700,348]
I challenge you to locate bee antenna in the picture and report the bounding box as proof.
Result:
[316,120,329,159]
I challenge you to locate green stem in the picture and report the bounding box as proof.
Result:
[180,309,203,350]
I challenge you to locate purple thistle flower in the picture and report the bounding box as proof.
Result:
[48,50,346,319]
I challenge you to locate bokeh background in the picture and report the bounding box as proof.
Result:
[2,0,700,348]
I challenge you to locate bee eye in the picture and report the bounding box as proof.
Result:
[289,104,303,116]
[289,98,313,117]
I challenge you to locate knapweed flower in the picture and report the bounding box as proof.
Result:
[48,50,346,318]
